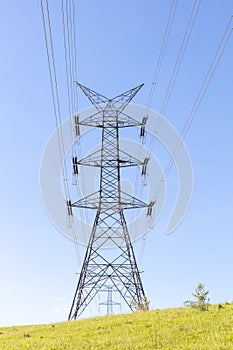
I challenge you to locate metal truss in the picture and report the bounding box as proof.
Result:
[99,285,121,316]
[68,84,152,320]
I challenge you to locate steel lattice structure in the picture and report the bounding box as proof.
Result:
[68,83,152,320]
[99,285,121,316]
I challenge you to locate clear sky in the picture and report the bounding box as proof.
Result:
[0,0,232,326]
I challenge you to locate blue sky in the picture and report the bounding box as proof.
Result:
[0,0,232,326]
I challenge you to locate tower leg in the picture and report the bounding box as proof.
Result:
[68,210,146,320]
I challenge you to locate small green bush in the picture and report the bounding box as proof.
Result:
[184,283,210,311]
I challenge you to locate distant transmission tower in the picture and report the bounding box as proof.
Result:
[99,285,121,316]
[68,83,152,320]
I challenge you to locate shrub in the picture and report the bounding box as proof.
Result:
[184,283,209,311]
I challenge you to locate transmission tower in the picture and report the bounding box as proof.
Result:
[68,83,152,320]
[99,285,121,316]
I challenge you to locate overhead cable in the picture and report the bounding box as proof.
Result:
[145,0,179,117]
[155,15,233,203]
[40,0,70,201]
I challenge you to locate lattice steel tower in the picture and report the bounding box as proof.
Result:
[68,83,151,320]
[99,285,121,316]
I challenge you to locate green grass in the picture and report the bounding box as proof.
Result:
[1,304,233,349]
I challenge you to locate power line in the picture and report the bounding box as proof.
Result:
[40,0,70,201]
[61,0,85,263]
[62,0,73,117]
[162,15,233,187]
[159,0,202,117]
[61,0,92,250]
[134,1,179,255]
[41,0,82,264]
[145,0,179,117]
[139,7,232,265]
[153,14,233,214]
[61,0,79,152]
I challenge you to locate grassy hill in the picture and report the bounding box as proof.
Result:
[0,304,233,349]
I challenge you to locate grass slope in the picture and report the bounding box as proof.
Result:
[0,304,233,349]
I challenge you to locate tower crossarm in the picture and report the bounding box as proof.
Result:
[71,191,150,210]
[110,84,144,113]
[77,83,109,114]
[78,112,142,128]
[76,148,145,168]
[77,83,144,115]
